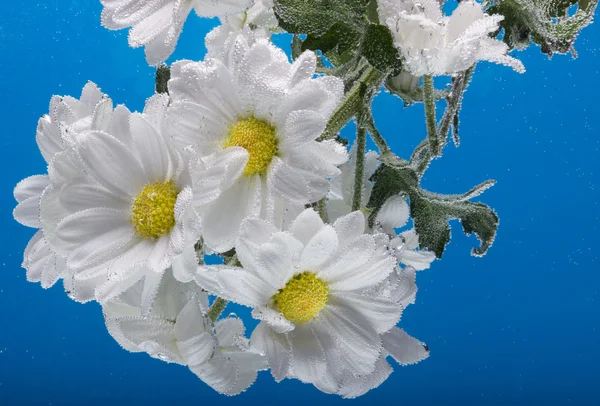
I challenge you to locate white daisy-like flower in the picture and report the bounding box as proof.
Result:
[378,0,525,76]
[104,269,266,395]
[100,0,253,65]
[13,83,124,293]
[205,0,278,60]
[195,208,400,387]
[50,93,201,302]
[165,38,348,252]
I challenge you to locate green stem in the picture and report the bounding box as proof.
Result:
[352,126,367,212]
[437,66,474,144]
[422,75,439,157]
[207,297,228,323]
[318,66,384,141]
[316,198,329,223]
[411,67,476,178]
[155,65,170,94]
[363,111,390,155]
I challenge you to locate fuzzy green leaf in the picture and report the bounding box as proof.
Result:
[361,24,402,74]
[368,165,499,258]
[489,0,598,56]
[273,0,369,35]
[302,23,363,65]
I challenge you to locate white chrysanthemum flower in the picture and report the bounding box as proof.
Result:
[195,208,400,387]
[49,93,201,301]
[205,0,278,60]
[100,0,253,65]
[378,0,525,76]
[104,269,266,395]
[165,38,348,252]
[13,83,123,293]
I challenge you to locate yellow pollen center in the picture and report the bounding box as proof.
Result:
[273,272,329,324]
[131,181,178,239]
[223,117,278,176]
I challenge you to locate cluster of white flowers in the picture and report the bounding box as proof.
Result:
[13,0,526,398]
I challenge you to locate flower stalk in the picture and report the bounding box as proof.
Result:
[352,126,367,212]
[422,75,439,157]
[319,66,385,142]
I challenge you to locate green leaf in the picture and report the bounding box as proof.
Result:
[302,23,363,66]
[361,24,402,74]
[368,165,499,258]
[365,0,380,23]
[488,0,598,56]
[273,0,369,35]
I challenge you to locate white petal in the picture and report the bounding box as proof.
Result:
[375,195,410,235]
[250,322,290,382]
[202,176,261,253]
[289,51,316,87]
[382,327,430,366]
[171,245,198,283]
[191,147,248,207]
[267,157,310,204]
[333,211,366,248]
[315,305,381,375]
[13,195,41,228]
[288,208,324,245]
[299,225,338,271]
[14,175,50,203]
[251,307,294,333]
[59,180,129,213]
[215,266,273,307]
[332,292,402,334]
[236,217,278,268]
[215,317,245,346]
[55,208,135,269]
[130,113,172,183]
[288,324,327,383]
[177,332,215,367]
[194,0,251,17]
[77,131,145,198]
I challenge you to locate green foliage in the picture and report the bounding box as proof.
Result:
[274,0,369,35]
[489,0,598,56]
[302,23,363,66]
[275,0,402,73]
[368,165,498,258]
[362,24,402,74]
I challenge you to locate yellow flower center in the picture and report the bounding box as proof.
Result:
[273,272,329,324]
[131,181,178,239]
[223,117,278,176]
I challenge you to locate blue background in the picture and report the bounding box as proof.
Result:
[0,2,598,405]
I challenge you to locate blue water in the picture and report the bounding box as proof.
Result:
[1,2,598,405]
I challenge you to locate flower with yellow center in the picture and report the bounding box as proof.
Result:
[195,209,402,387]
[223,117,278,176]
[166,39,349,253]
[131,181,179,239]
[53,98,201,304]
[273,272,328,324]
